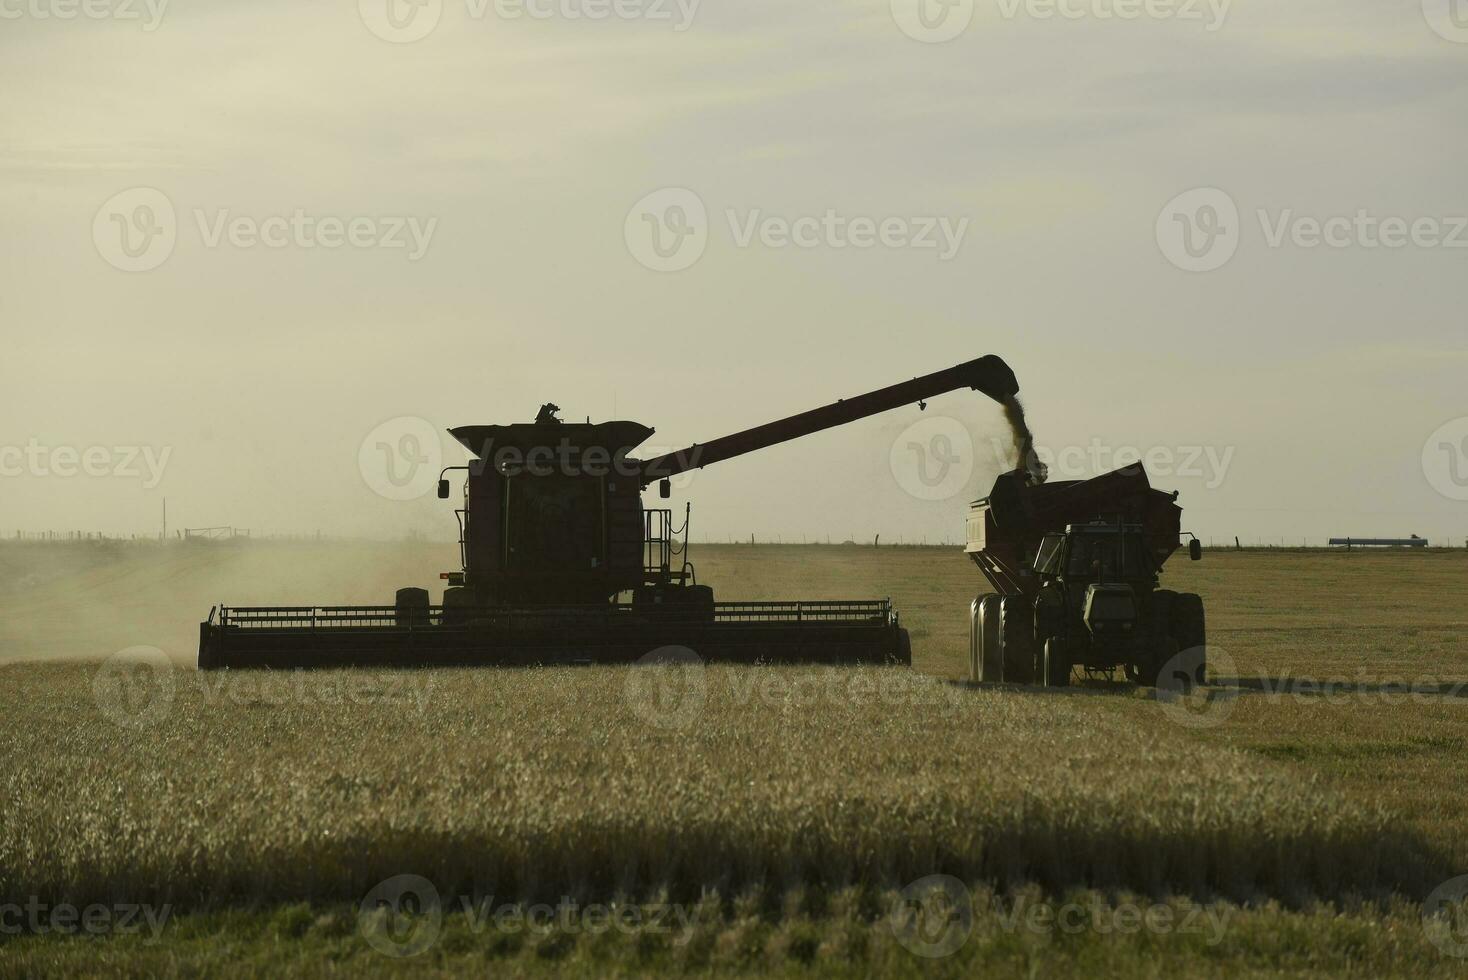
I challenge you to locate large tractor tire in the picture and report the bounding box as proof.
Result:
[998,596,1036,684]
[1042,637,1072,688]
[972,595,1004,682]
[1148,635,1180,689]
[1170,592,1207,689]
[1131,588,1177,686]
[968,597,982,681]
[1151,589,1177,637]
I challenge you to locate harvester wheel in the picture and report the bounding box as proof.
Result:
[974,595,1003,682]
[1042,637,1071,688]
[998,596,1036,684]
[1171,592,1207,686]
[894,628,913,666]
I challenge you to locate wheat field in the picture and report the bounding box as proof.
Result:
[2,541,1466,976]
[1,661,1437,912]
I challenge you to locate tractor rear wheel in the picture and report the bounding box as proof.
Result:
[1042,637,1071,687]
[1146,634,1179,689]
[973,595,1003,682]
[968,596,982,681]
[1170,592,1207,687]
[1137,589,1178,687]
[981,596,1003,682]
[999,596,1036,684]
[1151,589,1177,638]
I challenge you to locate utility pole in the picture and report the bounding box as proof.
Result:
[161,498,167,543]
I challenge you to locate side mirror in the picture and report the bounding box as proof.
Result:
[437,479,450,499]
[1189,539,1202,561]
[659,478,671,499]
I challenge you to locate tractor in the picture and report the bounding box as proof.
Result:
[968,466,1207,688]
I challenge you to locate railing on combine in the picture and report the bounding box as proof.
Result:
[706,600,891,623]
[215,599,893,630]
[219,607,409,628]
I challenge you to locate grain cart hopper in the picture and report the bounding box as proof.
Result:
[967,466,1206,688]
[199,355,1022,669]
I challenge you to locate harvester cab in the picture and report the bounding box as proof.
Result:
[967,467,1207,689]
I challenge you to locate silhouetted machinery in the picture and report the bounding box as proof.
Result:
[198,356,1022,669]
[966,466,1206,688]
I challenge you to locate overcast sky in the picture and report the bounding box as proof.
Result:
[3,0,1466,546]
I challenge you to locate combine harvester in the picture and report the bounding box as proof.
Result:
[967,466,1207,688]
[199,356,1022,669]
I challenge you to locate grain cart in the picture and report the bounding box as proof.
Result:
[199,355,1023,669]
[966,466,1206,687]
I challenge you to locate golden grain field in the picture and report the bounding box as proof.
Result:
[2,541,1466,976]
[0,663,1440,911]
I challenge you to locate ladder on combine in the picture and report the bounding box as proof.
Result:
[639,504,693,586]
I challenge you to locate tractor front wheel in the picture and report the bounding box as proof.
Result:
[1042,637,1072,688]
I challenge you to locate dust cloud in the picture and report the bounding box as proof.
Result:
[0,541,455,666]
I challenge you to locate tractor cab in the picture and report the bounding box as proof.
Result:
[1030,522,1168,672]
[1032,523,1158,587]
[966,465,1206,688]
